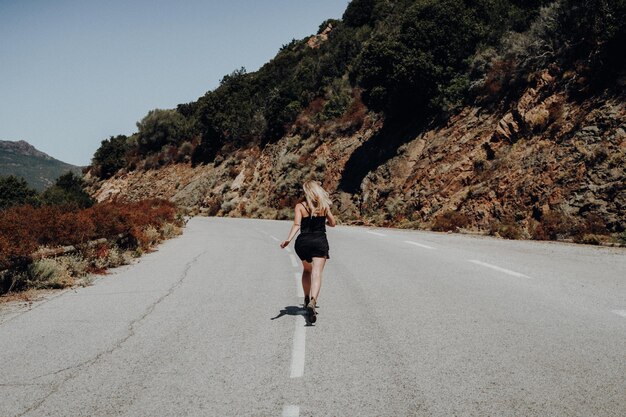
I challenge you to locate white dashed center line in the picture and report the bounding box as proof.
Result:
[612,310,626,318]
[294,272,304,298]
[269,234,280,242]
[367,231,386,236]
[404,240,435,250]
[282,404,300,417]
[290,315,307,378]
[468,259,530,278]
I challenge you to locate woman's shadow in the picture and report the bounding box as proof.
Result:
[271,304,315,326]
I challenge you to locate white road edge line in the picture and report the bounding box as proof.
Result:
[269,234,280,242]
[612,310,626,318]
[468,260,530,278]
[294,272,304,298]
[367,231,386,236]
[404,240,435,250]
[290,316,306,378]
[289,254,298,267]
[282,404,300,417]
[285,246,292,253]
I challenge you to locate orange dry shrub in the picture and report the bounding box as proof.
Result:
[0,205,41,269]
[38,207,97,246]
[340,91,367,131]
[0,199,180,271]
[120,199,178,228]
[482,59,515,98]
[294,97,326,137]
[530,211,578,240]
[431,210,471,232]
[86,202,131,237]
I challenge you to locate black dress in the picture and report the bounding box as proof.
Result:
[294,204,330,263]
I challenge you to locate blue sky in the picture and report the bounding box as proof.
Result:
[0,0,349,166]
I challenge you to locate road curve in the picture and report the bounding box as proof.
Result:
[1,217,625,417]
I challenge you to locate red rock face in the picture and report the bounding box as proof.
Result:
[356,85,624,240]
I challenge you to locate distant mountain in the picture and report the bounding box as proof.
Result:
[0,140,82,191]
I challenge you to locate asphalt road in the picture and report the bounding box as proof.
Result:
[1,217,625,417]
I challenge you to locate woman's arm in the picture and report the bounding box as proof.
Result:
[325,208,336,227]
[280,203,303,248]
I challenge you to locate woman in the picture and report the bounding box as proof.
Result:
[280,180,336,323]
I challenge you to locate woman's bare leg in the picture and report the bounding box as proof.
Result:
[301,260,312,299]
[310,257,327,301]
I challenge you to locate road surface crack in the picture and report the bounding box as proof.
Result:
[14,250,207,417]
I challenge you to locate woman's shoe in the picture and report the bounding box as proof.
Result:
[307,297,317,323]
[304,295,310,309]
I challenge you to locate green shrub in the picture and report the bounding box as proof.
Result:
[177,141,194,162]
[353,0,484,115]
[136,109,192,155]
[559,0,626,73]
[92,135,130,179]
[343,0,377,27]
[0,176,39,210]
[41,172,94,209]
[0,269,30,294]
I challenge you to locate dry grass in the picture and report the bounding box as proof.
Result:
[0,288,50,304]
[28,258,74,289]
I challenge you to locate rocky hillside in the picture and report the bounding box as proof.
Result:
[87,78,625,244]
[86,0,626,244]
[0,140,82,191]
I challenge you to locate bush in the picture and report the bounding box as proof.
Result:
[488,217,522,239]
[139,225,161,248]
[343,0,377,28]
[177,141,194,162]
[57,254,90,278]
[0,269,30,294]
[136,109,192,155]
[530,211,577,240]
[83,244,133,272]
[431,210,471,232]
[581,213,608,235]
[353,0,485,116]
[0,176,39,210]
[41,172,95,209]
[92,135,130,179]
[558,0,626,79]
[28,258,73,289]
[161,222,183,239]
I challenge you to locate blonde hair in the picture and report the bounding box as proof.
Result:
[303,180,332,216]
